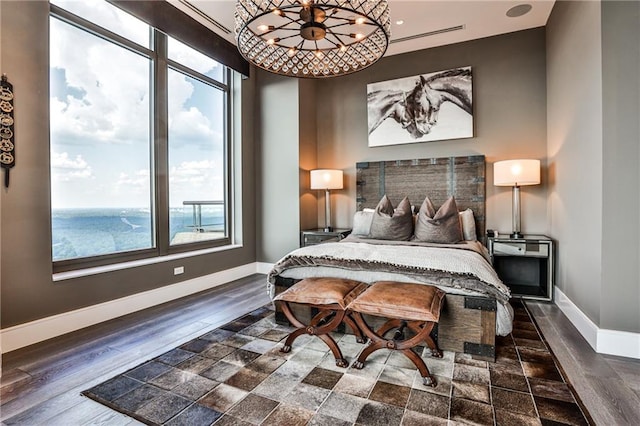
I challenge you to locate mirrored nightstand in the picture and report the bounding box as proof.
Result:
[300,228,351,247]
[488,234,554,302]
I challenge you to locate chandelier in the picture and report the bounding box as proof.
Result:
[235,0,391,78]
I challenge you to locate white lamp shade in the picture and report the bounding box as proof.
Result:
[494,159,540,186]
[310,169,343,190]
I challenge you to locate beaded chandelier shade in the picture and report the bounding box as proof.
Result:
[235,0,390,78]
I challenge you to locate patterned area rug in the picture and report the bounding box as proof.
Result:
[83,300,592,425]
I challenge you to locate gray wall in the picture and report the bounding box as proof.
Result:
[314,29,548,235]
[546,0,603,326]
[600,0,640,332]
[255,73,320,263]
[547,0,640,333]
[255,70,304,262]
[0,1,258,328]
[298,79,319,232]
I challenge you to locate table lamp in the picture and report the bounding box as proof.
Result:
[310,169,343,232]
[494,159,540,238]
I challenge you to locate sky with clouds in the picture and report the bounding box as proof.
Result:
[50,1,225,210]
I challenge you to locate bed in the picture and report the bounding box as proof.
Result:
[268,155,512,361]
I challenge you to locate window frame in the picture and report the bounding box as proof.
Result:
[50,2,234,273]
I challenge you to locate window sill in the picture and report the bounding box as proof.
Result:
[52,243,243,282]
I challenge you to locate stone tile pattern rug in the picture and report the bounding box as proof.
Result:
[82,300,592,426]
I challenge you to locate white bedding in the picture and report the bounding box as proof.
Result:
[268,240,514,336]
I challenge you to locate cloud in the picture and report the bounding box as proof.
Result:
[169,160,224,204]
[170,160,215,182]
[50,17,150,146]
[51,152,94,181]
[116,169,150,188]
[169,107,220,147]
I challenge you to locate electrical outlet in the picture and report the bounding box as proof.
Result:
[174,266,185,275]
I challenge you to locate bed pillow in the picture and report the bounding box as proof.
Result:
[352,210,374,236]
[368,195,413,241]
[414,196,463,243]
[459,208,477,241]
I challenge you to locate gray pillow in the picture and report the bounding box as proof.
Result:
[414,196,463,243]
[368,195,414,241]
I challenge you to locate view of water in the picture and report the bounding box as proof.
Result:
[52,207,225,261]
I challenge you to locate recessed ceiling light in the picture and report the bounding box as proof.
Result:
[396,19,404,25]
[506,4,533,18]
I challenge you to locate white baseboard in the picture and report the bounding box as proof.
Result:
[554,287,640,359]
[0,262,264,354]
[597,329,640,359]
[553,287,599,349]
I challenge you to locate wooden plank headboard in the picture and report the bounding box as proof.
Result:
[356,155,486,240]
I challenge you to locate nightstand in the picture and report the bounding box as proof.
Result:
[300,228,351,247]
[487,234,554,302]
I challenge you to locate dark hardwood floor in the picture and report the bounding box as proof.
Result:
[1,274,271,425]
[1,276,639,425]
[526,301,640,426]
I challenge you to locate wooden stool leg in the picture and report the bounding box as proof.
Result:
[350,312,389,369]
[343,313,366,343]
[401,348,435,387]
[376,318,405,339]
[407,321,443,358]
[281,327,309,353]
[317,333,348,367]
[398,321,438,386]
[279,302,306,353]
[349,312,439,387]
[278,301,349,367]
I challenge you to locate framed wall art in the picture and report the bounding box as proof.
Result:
[367,66,473,147]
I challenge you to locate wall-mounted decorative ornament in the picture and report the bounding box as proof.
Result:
[1,74,15,187]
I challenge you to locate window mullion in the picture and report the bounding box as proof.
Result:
[166,60,228,92]
[154,31,170,255]
[224,67,232,239]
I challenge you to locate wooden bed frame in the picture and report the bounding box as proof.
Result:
[273,155,498,361]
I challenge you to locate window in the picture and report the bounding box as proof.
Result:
[50,1,233,270]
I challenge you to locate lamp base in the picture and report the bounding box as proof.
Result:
[324,226,333,232]
[510,232,524,239]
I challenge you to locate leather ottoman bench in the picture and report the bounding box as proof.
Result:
[273,277,367,367]
[347,281,445,386]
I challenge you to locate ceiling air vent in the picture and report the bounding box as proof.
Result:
[179,0,233,35]
[390,25,465,44]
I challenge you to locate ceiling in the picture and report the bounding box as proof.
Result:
[170,0,555,57]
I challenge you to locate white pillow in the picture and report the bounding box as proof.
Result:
[352,210,374,235]
[459,209,477,241]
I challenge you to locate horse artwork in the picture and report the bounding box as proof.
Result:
[367,66,473,147]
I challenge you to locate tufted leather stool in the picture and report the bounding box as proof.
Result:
[347,281,445,386]
[273,277,368,367]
